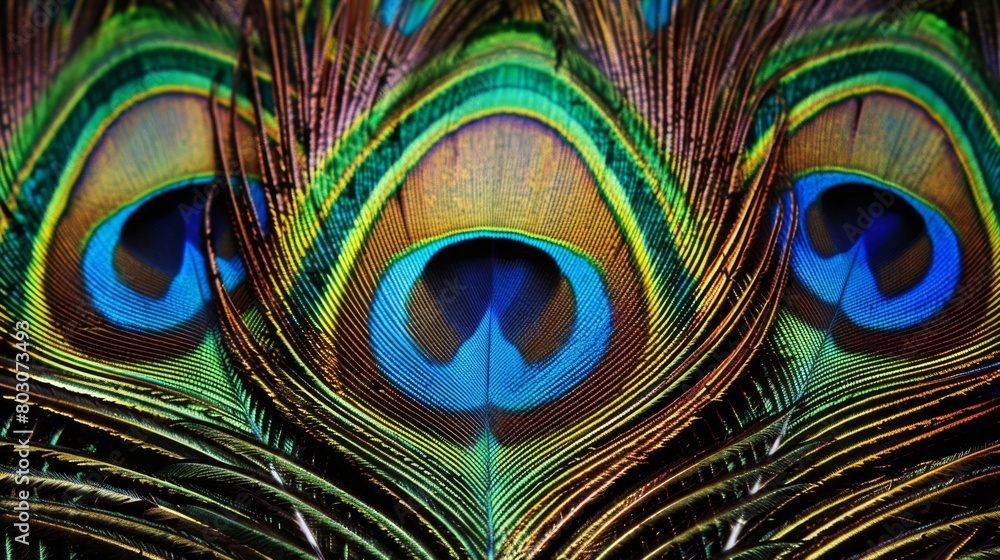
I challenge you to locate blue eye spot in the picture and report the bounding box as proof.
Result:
[369,232,612,413]
[81,180,266,332]
[790,172,961,330]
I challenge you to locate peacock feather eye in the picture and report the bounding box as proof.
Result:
[3,1,1000,559]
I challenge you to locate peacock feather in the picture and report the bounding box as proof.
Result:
[2,0,999,558]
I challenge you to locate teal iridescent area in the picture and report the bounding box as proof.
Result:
[790,172,961,330]
[82,181,266,331]
[379,0,436,35]
[369,231,612,412]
